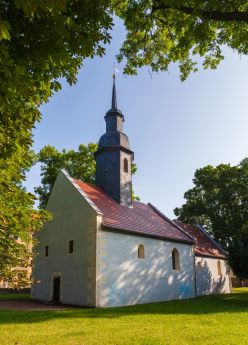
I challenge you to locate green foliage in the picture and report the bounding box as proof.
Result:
[0,20,11,40]
[132,190,141,201]
[174,159,248,279]
[0,293,29,300]
[114,0,248,80]
[6,270,31,290]
[228,236,248,281]
[1,0,113,185]
[0,0,112,282]
[35,143,98,208]
[0,181,51,282]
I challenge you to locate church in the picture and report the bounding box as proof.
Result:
[31,76,232,307]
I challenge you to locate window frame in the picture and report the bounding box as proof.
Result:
[123,158,128,173]
[172,248,180,271]
[138,244,145,259]
[217,260,222,276]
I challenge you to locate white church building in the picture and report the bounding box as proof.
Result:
[31,77,231,307]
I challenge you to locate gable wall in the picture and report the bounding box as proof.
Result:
[96,229,195,307]
[195,256,232,295]
[31,171,98,306]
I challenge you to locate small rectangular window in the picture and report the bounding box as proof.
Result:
[69,240,74,254]
[217,260,222,276]
[45,245,49,257]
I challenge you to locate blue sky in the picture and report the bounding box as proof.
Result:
[25,19,248,218]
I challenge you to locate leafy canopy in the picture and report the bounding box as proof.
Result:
[35,143,98,209]
[1,0,112,180]
[114,0,248,80]
[174,159,248,279]
[0,181,51,284]
[0,0,112,283]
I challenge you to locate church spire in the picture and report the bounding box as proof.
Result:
[104,70,124,133]
[94,73,134,207]
[111,73,117,110]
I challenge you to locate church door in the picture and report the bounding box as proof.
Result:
[52,277,61,303]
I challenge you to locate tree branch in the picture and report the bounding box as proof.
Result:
[152,3,248,22]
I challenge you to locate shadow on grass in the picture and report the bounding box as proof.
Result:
[0,290,248,325]
[0,294,30,301]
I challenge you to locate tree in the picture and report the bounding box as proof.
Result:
[35,143,138,208]
[174,159,248,279]
[2,1,248,184]
[114,0,248,80]
[35,143,97,208]
[0,181,51,284]
[0,1,112,281]
[1,0,112,174]
[1,0,112,194]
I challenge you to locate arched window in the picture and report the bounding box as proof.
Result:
[172,248,180,271]
[123,158,128,173]
[138,244,145,259]
[217,260,221,276]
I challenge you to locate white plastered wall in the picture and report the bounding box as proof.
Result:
[31,171,99,306]
[195,256,232,296]
[96,229,196,307]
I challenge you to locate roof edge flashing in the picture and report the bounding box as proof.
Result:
[61,169,103,215]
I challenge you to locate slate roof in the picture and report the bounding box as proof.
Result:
[174,221,227,259]
[73,178,194,245]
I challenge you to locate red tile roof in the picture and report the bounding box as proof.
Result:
[174,221,227,259]
[73,179,194,244]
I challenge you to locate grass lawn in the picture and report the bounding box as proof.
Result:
[0,288,248,345]
[0,293,30,301]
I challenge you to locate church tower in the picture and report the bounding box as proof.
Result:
[94,75,134,207]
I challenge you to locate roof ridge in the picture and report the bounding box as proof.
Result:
[147,203,195,244]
